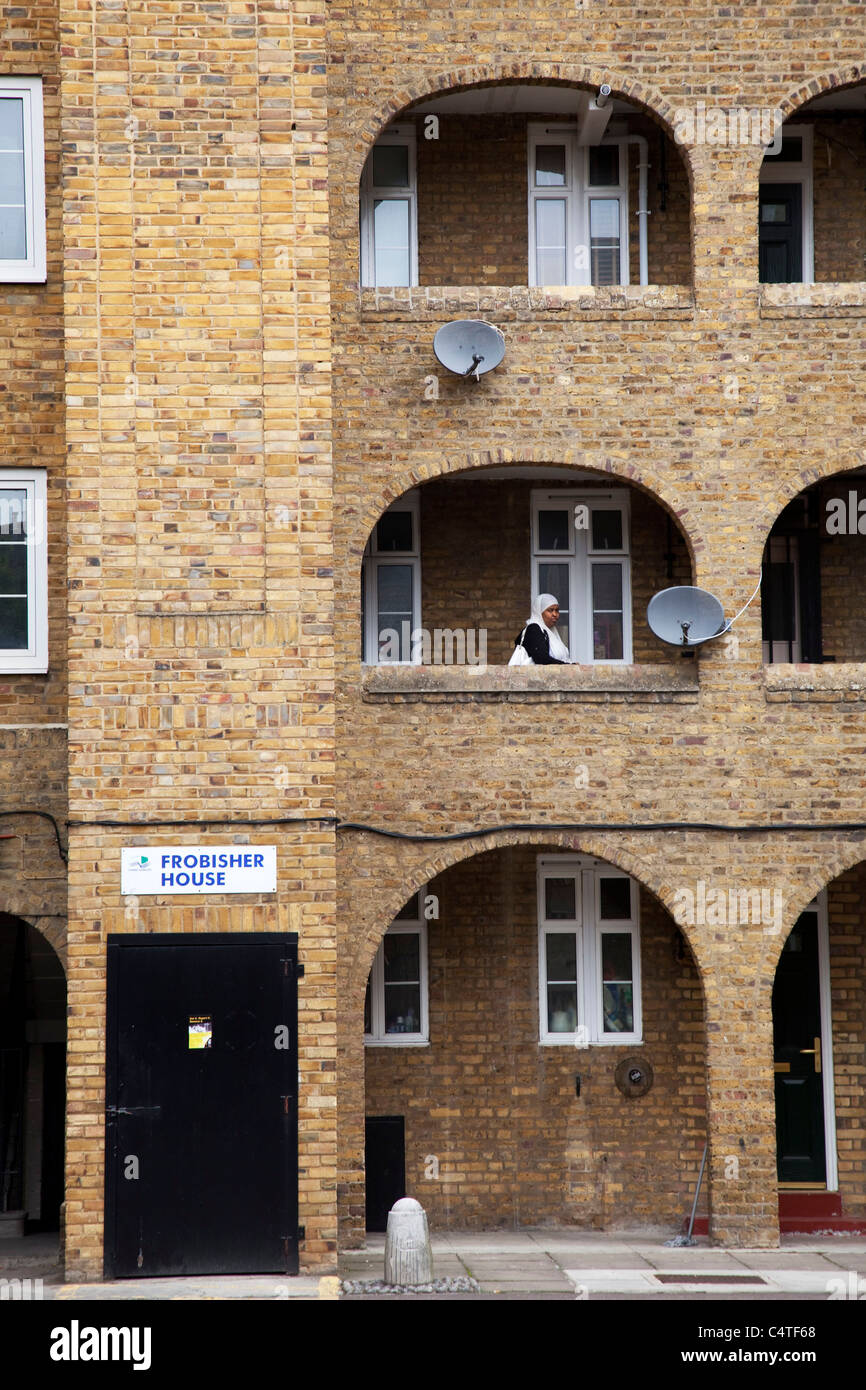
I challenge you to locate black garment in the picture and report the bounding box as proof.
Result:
[517,624,568,665]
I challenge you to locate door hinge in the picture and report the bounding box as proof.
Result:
[298,1226,305,1242]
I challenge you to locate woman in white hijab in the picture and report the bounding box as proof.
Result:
[512,593,571,664]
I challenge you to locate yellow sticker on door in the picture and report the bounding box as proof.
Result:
[189,1016,213,1049]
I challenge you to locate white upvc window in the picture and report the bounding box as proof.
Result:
[361,491,421,664]
[528,125,629,287]
[0,470,48,673]
[759,125,813,284]
[360,124,418,288]
[530,488,632,664]
[0,78,46,282]
[364,893,429,1046]
[538,856,642,1046]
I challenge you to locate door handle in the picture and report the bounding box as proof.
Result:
[799,1037,821,1074]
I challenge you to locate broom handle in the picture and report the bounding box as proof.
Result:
[687,1142,709,1240]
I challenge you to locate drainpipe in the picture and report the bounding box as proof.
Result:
[622,135,649,285]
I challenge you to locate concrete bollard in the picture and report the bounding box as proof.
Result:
[384,1197,433,1286]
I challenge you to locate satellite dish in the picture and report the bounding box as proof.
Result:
[647,586,726,648]
[433,320,505,380]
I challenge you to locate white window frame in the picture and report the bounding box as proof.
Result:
[0,469,48,673]
[537,855,642,1046]
[0,77,46,283]
[759,124,814,284]
[359,124,418,288]
[530,488,632,664]
[362,490,421,664]
[364,904,429,1047]
[528,124,629,287]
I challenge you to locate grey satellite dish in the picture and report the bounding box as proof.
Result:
[647,585,726,648]
[433,319,505,380]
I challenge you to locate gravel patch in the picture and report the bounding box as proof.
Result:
[340,1276,481,1296]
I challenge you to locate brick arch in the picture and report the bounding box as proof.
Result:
[778,65,866,120]
[343,827,710,996]
[761,837,866,975]
[349,448,703,573]
[21,915,67,975]
[752,455,866,565]
[0,911,67,976]
[350,63,690,184]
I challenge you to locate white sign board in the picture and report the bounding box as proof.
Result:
[121,846,277,896]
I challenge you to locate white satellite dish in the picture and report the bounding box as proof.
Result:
[647,586,726,648]
[433,320,505,380]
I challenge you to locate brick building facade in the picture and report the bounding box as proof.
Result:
[1,1,865,1277]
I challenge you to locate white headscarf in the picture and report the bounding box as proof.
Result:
[526,592,571,661]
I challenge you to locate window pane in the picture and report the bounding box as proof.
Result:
[590,510,623,551]
[0,149,25,204]
[762,561,795,642]
[364,976,372,1034]
[535,145,567,186]
[0,489,27,538]
[589,198,620,285]
[394,892,421,921]
[547,984,578,1033]
[538,509,570,551]
[0,99,24,151]
[537,561,569,651]
[544,878,576,921]
[384,984,422,1034]
[602,982,634,1033]
[371,144,410,188]
[0,596,27,648]
[373,199,410,285]
[0,207,26,260]
[0,544,27,594]
[545,931,577,979]
[535,199,566,284]
[761,201,791,225]
[599,877,631,920]
[376,564,413,623]
[592,563,623,660]
[376,510,414,552]
[602,933,634,1032]
[589,145,619,186]
[383,932,420,984]
[762,137,802,164]
[602,931,633,980]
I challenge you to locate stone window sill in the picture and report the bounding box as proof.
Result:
[763,663,866,702]
[361,662,699,704]
[760,282,866,318]
[357,284,695,323]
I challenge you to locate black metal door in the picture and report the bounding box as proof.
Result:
[773,911,826,1183]
[365,1115,405,1231]
[106,933,299,1277]
[759,183,803,282]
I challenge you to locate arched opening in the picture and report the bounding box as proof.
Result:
[359,844,707,1233]
[772,872,866,1232]
[0,914,66,1238]
[761,80,866,286]
[360,465,694,668]
[761,469,866,665]
[359,81,693,291]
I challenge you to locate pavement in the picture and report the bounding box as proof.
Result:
[2,1228,866,1300]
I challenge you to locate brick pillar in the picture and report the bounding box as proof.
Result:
[705,1002,779,1247]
